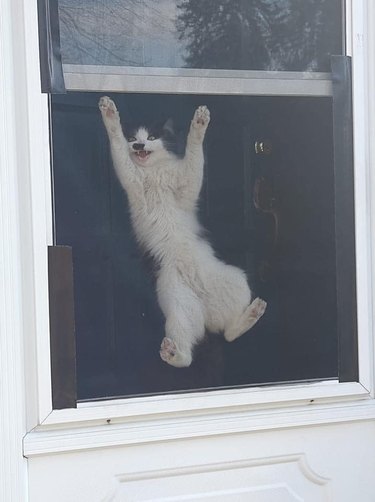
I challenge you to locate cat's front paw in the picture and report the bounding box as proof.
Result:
[99,96,121,133]
[192,105,210,130]
[99,96,118,117]
[98,96,122,137]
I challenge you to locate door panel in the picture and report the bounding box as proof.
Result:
[27,422,375,502]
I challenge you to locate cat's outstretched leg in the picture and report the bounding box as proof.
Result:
[177,106,211,210]
[160,306,205,368]
[99,96,122,137]
[184,105,210,159]
[224,298,267,342]
[158,275,205,368]
[99,96,140,196]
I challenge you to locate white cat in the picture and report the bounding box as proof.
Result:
[99,96,266,367]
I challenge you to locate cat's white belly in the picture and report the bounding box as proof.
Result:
[132,205,248,326]
[130,190,253,334]
[131,200,204,261]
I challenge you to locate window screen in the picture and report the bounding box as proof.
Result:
[58,0,342,71]
[39,1,357,405]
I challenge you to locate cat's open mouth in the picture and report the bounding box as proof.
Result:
[134,150,152,160]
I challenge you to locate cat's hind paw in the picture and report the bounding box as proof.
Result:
[192,105,210,129]
[249,297,267,320]
[160,337,176,362]
[224,297,267,342]
[159,337,192,368]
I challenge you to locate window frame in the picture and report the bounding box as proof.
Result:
[18,0,375,456]
[63,65,334,96]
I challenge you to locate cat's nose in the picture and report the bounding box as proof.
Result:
[133,143,145,151]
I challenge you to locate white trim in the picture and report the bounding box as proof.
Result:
[367,0,375,397]
[23,398,375,457]
[114,454,330,484]
[23,0,54,427]
[345,0,353,56]
[23,380,369,455]
[63,65,333,81]
[42,381,367,427]
[350,0,374,393]
[63,65,333,96]
[18,0,375,455]
[0,0,29,498]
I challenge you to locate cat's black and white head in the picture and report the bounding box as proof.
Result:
[124,120,178,167]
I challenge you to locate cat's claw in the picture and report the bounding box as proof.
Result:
[192,105,210,129]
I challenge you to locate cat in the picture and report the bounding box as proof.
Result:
[99,96,266,368]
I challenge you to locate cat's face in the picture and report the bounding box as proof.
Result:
[125,123,175,167]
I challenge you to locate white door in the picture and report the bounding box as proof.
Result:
[2,1,375,501]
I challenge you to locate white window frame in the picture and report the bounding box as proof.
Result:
[63,65,334,96]
[3,0,373,457]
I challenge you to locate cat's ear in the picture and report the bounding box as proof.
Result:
[163,118,174,135]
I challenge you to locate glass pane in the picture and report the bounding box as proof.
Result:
[59,0,343,72]
[50,92,350,400]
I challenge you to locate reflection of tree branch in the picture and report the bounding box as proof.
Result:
[59,0,180,66]
[60,8,141,65]
[61,0,174,42]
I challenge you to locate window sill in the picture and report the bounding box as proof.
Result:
[23,380,372,457]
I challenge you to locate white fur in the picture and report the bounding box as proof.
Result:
[99,96,266,367]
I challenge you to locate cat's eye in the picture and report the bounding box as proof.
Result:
[128,136,136,142]
[147,135,156,141]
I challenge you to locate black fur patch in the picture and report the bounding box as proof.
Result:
[123,121,185,158]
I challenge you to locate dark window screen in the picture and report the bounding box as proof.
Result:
[50,92,349,400]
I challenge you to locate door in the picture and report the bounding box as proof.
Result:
[21,2,375,501]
